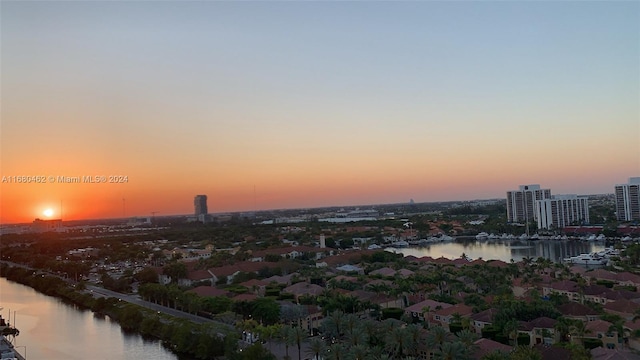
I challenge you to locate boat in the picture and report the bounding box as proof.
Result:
[476,232,489,240]
[563,253,608,265]
[0,308,25,360]
[367,244,382,250]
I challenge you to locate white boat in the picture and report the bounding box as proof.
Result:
[563,253,607,265]
[367,244,382,250]
[476,232,489,240]
[596,234,606,241]
[596,247,619,257]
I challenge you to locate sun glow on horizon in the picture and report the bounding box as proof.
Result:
[43,208,54,218]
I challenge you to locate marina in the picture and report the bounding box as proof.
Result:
[386,237,611,264]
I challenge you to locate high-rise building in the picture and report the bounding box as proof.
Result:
[535,195,590,230]
[615,177,640,221]
[506,184,552,223]
[194,195,208,218]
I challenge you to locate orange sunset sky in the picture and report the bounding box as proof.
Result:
[1,2,639,224]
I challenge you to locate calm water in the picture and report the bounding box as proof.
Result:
[0,277,179,360]
[387,238,608,263]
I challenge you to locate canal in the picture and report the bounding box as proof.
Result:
[0,277,179,360]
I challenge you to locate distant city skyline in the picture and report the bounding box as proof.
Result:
[1,1,638,224]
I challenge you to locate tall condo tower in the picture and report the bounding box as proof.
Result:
[535,194,590,230]
[194,195,208,217]
[506,184,552,223]
[615,177,640,221]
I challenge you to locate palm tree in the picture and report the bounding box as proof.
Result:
[280,325,295,359]
[322,310,346,341]
[350,344,370,360]
[325,343,347,360]
[346,327,368,346]
[288,326,307,360]
[450,312,463,330]
[433,341,468,360]
[456,329,478,347]
[426,325,452,350]
[421,305,432,328]
[385,326,416,358]
[502,318,520,346]
[306,337,325,360]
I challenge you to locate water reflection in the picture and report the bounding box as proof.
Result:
[388,238,607,263]
[0,277,178,360]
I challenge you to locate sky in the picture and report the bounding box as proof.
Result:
[1,1,639,224]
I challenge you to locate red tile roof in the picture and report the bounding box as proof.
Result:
[473,338,511,360]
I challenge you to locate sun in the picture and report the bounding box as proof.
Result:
[43,208,54,218]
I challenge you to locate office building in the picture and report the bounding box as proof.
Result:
[194,195,208,219]
[535,195,590,230]
[615,177,640,221]
[506,184,552,223]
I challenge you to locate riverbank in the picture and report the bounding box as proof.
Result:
[0,263,237,359]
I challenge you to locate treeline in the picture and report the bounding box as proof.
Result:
[0,264,263,360]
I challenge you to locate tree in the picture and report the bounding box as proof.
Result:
[238,343,277,360]
[427,326,452,350]
[287,326,307,360]
[135,267,159,284]
[251,297,280,325]
[163,262,187,283]
[503,318,520,346]
[306,337,326,360]
[510,345,542,360]
[280,326,294,359]
[480,350,510,360]
[325,343,347,360]
[433,341,468,360]
[322,310,346,340]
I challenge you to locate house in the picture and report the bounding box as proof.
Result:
[557,302,600,322]
[471,308,498,334]
[207,261,281,284]
[585,320,620,349]
[397,268,415,278]
[239,279,268,295]
[179,269,215,287]
[263,274,295,286]
[431,304,473,330]
[512,278,535,297]
[151,267,171,285]
[604,299,640,321]
[473,338,511,360]
[533,344,572,360]
[349,289,403,309]
[249,246,323,262]
[583,284,612,304]
[542,280,579,301]
[404,299,452,324]
[527,317,557,345]
[369,267,396,277]
[282,282,324,301]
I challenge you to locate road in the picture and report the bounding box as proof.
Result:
[85,285,234,329]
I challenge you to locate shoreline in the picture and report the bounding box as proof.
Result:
[0,263,237,360]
